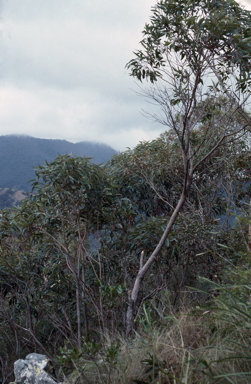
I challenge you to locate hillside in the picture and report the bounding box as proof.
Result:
[0,135,117,209]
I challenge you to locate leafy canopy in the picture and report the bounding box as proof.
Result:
[127,0,251,91]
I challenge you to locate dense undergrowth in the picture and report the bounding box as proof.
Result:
[57,267,251,384]
[0,139,250,383]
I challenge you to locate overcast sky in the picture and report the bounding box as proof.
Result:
[1,0,251,151]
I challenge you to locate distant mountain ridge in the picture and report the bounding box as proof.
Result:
[0,135,117,193]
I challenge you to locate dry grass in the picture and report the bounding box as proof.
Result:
[63,276,251,384]
[65,309,211,384]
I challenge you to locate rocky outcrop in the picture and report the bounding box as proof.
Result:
[10,353,63,384]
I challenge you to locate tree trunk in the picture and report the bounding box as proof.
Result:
[126,191,188,337]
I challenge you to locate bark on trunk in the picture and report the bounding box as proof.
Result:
[126,191,188,337]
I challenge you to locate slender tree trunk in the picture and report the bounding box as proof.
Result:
[126,190,188,337]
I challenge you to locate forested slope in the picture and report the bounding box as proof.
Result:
[0,135,117,191]
[0,135,117,209]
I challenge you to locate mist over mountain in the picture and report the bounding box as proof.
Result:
[0,135,117,208]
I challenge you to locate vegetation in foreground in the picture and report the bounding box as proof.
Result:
[62,271,251,384]
[1,0,251,382]
[0,133,250,383]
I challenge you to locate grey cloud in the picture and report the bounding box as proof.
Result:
[2,1,153,90]
[3,0,152,29]
[6,0,239,151]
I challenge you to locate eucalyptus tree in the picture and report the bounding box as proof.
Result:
[28,155,120,349]
[105,136,223,315]
[0,203,62,373]
[0,155,118,354]
[105,118,250,316]
[125,0,251,335]
[0,155,130,368]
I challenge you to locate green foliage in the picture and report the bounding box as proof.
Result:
[56,345,84,375]
[0,125,250,381]
[0,132,249,365]
[127,0,251,92]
